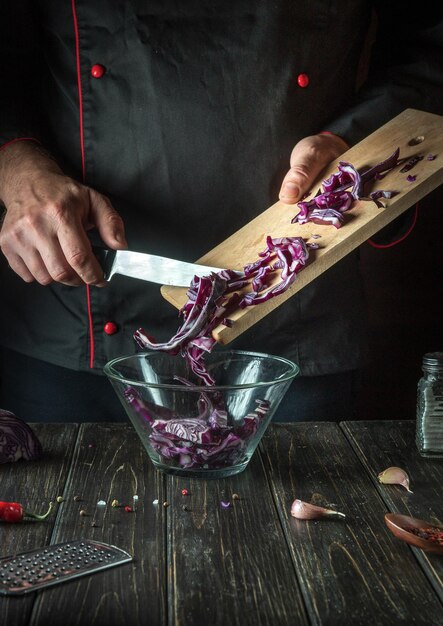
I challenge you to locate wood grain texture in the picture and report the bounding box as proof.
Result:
[2,422,442,626]
[0,424,78,626]
[161,109,443,345]
[27,423,167,626]
[260,422,443,626]
[166,451,308,626]
[340,420,443,602]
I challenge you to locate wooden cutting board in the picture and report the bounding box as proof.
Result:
[161,108,443,344]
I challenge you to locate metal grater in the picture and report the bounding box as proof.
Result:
[0,539,133,595]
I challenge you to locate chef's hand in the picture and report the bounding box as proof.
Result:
[279,133,349,204]
[0,141,127,286]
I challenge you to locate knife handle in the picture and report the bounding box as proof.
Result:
[91,245,116,281]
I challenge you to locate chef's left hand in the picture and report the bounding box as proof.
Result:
[279,133,349,204]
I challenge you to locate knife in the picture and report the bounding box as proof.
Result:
[93,246,228,287]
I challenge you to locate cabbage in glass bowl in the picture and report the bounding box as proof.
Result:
[104,350,298,479]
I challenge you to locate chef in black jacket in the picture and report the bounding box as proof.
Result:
[0,1,442,421]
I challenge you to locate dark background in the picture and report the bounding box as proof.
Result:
[356,184,443,420]
[353,12,442,420]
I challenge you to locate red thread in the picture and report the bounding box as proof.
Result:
[71,0,95,368]
[71,0,85,181]
[0,137,41,151]
[85,281,95,367]
[367,204,419,249]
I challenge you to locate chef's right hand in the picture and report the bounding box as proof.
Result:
[0,140,127,286]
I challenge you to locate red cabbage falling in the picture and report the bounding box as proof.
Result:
[129,149,406,469]
[135,148,404,378]
[132,237,308,469]
[134,236,309,384]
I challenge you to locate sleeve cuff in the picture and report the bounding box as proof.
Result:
[318,131,350,150]
[0,137,41,152]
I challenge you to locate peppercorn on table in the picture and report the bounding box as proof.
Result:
[1,420,442,626]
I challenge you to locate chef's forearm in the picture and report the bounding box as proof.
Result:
[0,141,62,206]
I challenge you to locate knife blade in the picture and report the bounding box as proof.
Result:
[93,246,228,287]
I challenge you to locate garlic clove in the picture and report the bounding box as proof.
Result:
[290,498,346,520]
[377,466,413,493]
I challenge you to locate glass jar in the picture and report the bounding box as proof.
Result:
[416,352,443,458]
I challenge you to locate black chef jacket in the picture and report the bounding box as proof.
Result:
[1,1,442,376]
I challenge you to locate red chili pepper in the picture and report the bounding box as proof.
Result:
[0,501,54,523]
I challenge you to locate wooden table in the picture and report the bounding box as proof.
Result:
[1,421,442,625]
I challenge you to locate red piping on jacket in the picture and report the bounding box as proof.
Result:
[71,1,85,182]
[71,0,95,369]
[367,203,419,249]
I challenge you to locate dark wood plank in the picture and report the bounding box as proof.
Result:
[261,422,443,626]
[28,423,167,626]
[341,420,443,600]
[167,451,309,626]
[0,424,79,626]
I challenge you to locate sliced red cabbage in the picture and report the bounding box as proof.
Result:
[400,154,423,173]
[135,236,308,384]
[292,148,400,228]
[0,409,43,463]
[124,387,269,469]
[131,236,307,469]
[309,208,343,229]
[130,149,405,470]
[366,189,397,208]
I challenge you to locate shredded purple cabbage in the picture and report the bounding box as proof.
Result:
[134,236,309,384]
[124,386,271,469]
[292,147,400,228]
[129,148,409,470]
[400,154,423,173]
[131,237,309,469]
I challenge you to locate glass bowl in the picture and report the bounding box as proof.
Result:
[104,350,299,479]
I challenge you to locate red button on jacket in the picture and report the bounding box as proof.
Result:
[104,321,118,335]
[91,64,106,78]
[297,73,309,88]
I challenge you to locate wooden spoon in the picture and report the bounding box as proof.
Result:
[384,513,443,555]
